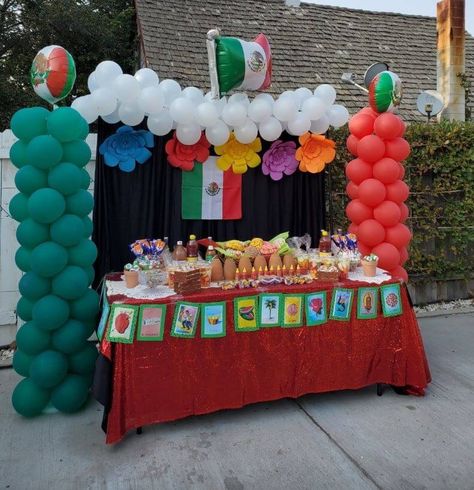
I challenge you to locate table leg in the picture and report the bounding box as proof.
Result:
[136,427,143,435]
[376,383,384,396]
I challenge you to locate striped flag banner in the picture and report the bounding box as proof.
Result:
[182,156,242,220]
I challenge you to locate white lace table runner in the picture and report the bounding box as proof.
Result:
[106,279,177,301]
[347,267,392,284]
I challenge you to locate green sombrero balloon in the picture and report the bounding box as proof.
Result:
[31,45,76,105]
[368,71,402,113]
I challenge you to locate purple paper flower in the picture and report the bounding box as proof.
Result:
[262,140,298,181]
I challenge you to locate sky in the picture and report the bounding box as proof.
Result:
[305,0,474,35]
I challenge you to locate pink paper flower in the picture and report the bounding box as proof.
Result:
[262,140,298,181]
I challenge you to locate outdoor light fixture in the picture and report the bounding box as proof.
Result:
[341,62,390,94]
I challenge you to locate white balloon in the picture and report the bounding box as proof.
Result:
[113,74,140,102]
[182,86,204,105]
[176,123,202,145]
[287,113,311,136]
[228,93,250,106]
[254,93,274,106]
[314,84,337,106]
[248,98,273,123]
[222,103,247,127]
[95,61,123,87]
[235,118,258,144]
[169,97,195,125]
[159,79,182,106]
[295,87,313,104]
[259,117,283,141]
[87,72,99,92]
[147,112,173,136]
[206,120,230,146]
[310,115,330,134]
[118,101,144,126]
[273,97,298,122]
[134,68,159,88]
[196,102,218,127]
[138,86,164,115]
[101,108,121,124]
[213,96,227,116]
[71,95,98,124]
[301,96,327,121]
[91,88,117,116]
[328,104,350,128]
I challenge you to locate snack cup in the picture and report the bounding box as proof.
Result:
[361,259,378,277]
[124,269,139,288]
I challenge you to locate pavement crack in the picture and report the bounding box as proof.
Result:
[294,399,383,490]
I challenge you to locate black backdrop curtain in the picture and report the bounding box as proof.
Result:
[93,120,326,283]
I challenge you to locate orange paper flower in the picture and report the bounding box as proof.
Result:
[295,133,336,173]
[215,132,262,174]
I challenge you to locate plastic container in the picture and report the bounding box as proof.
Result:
[319,230,331,255]
[173,241,187,261]
[186,234,198,262]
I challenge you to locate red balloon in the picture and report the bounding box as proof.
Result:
[389,265,408,282]
[358,178,387,207]
[348,114,374,139]
[357,135,386,163]
[359,107,378,120]
[399,202,409,222]
[346,181,359,199]
[373,201,401,227]
[385,223,412,249]
[397,121,406,137]
[346,135,359,156]
[357,219,385,247]
[374,113,402,140]
[348,223,359,235]
[358,242,372,257]
[386,180,409,203]
[385,137,410,161]
[372,157,400,184]
[345,158,373,184]
[346,199,373,224]
[372,242,401,271]
[399,246,409,264]
[398,163,405,179]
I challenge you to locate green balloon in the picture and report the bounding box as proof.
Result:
[70,289,100,322]
[12,378,50,417]
[10,140,29,169]
[28,188,65,224]
[31,241,68,278]
[52,265,89,300]
[83,216,93,237]
[52,319,90,354]
[13,349,34,377]
[83,319,97,338]
[26,135,63,170]
[77,117,89,140]
[19,272,51,300]
[85,265,95,285]
[68,343,98,375]
[10,107,49,142]
[65,190,93,217]
[32,294,70,331]
[16,321,51,355]
[14,165,48,195]
[15,247,32,272]
[9,193,29,222]
[16,218,49,248]
[47,108,83,142]
[50,214,84,247]
[79,168,91,190]
[48,163,82,196]
[61,140,91,167]
[29,350,68,388]
[68,239,97,267]
[51,374,89,413]
[17,296,35,321]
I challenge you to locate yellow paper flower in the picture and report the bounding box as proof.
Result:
[215,132,262,174]
[295,133,336,173]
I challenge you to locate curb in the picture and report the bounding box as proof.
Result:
[415,307,474,319]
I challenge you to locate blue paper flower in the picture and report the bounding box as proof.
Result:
[99,126,154,172]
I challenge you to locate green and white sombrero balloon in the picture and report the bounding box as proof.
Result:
[368,71,402,113]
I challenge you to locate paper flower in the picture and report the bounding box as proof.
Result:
[262,140,298,181]
[295,133,336,173]
[165,131,210,171]
[215,132,262,174]
[99,126,154,172]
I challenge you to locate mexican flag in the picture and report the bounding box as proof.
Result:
[182,157,242,220]
[215,33,272,94]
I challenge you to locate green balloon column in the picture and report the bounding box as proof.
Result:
[10,106,100,416]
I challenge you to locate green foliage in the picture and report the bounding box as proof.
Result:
[327,121,474,279]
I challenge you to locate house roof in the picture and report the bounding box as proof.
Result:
[135,0,474,121]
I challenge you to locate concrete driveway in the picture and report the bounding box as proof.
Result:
[1,313,473,490]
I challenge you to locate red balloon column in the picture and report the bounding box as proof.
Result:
[345,105,411,282]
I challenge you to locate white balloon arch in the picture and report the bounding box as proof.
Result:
[72,60,350,145]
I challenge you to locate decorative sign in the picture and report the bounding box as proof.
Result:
[258,293,282,327]
[201,302,226,338]
[305,292,328,326]
[234,296,259,332]
[380,283,403,317]
[357,287,379,320]
[137,304,167,341]
[106,304,139,344]
[171,302,200,338]
[330,288,354,321]
[282,294,304,327]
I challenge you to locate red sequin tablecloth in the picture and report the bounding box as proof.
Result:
[98,277,430,444]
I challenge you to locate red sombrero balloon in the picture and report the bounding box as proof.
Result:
[31,45,76,104]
